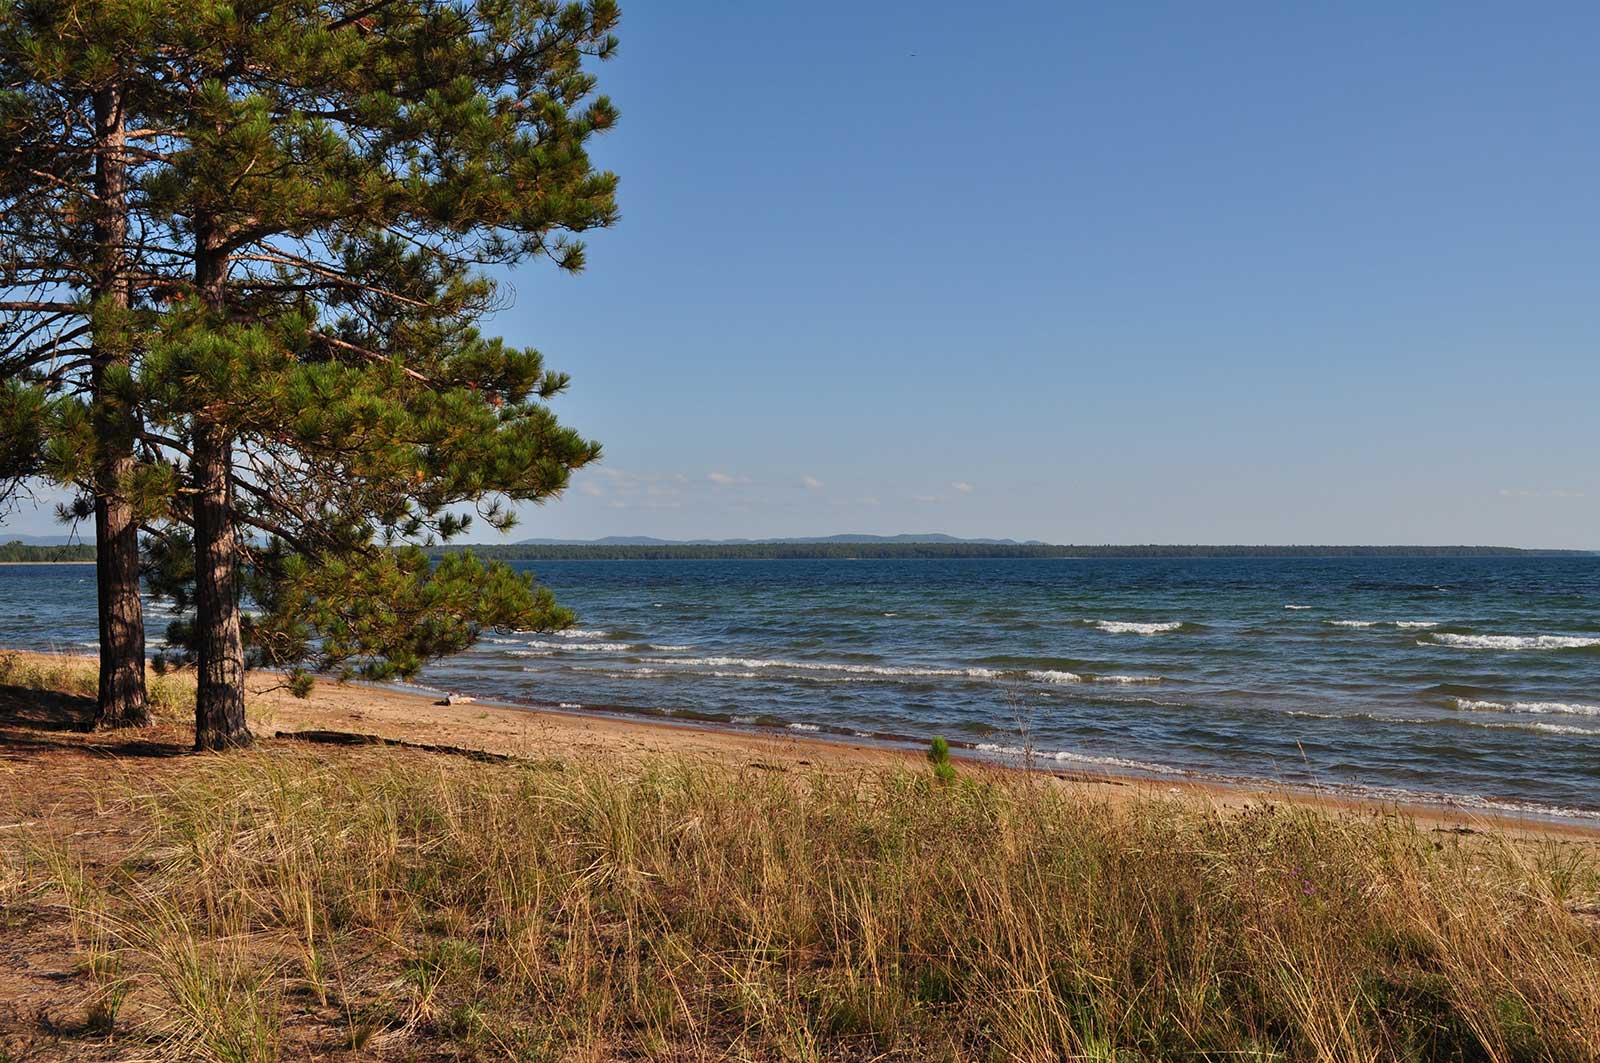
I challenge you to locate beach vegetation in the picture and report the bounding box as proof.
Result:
[927,735,957,783]
[6,738,1598,1062]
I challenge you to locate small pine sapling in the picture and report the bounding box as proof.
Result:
[928,736,957,784]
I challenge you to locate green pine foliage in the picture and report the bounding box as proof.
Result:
[927,736,956,784]
[6,1,624,730]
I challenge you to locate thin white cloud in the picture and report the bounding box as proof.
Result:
[707,471,740,486]
[951,481,974,493]
[913,494,943,504]
[576,468,688,510]
[801,475,825,490]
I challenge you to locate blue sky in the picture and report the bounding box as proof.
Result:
[7,2,1599,546]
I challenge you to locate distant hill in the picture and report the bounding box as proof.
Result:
[515,533,1048,546]
[448,541,1596,562]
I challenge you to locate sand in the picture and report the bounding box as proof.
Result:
[5,649,1597,843]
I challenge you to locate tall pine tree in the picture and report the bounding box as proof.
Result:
[0,0,187,728]
[126,0,621,747]
[5,0,620,748]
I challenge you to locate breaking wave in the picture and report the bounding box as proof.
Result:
[1090,620,1184,635]
[1452,698,1600,717]
[1427,633,1600,651]
[975,742,1184,776]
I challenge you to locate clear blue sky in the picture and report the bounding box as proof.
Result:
[8,2,1599,546]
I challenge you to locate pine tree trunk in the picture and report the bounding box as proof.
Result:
[191,239,251,750]
[89,83,150,730]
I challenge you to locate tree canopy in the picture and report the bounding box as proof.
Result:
[1,0,623,747]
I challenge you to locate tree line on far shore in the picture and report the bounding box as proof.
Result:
[5,538,1581,567]
[0,0,621,748]
[0,540,96,562]
[434,542,1589,561]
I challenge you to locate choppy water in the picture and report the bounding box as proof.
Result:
[3,556,1598,820]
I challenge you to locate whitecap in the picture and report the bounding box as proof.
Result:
[1452,698,1600,717]
[1394,621,1439,629]
[1428,633,1600,651]
[639,655,997,679]
[1284,604,1311,610]
[1090,620,1183,635]
[522,640,634,652]
[1327,620,1378,628]
[787,722,821,732]
[1027,669,1082,684]
[1095,674,1161,684]
[975,742,1183,775]
[557,702,583,709]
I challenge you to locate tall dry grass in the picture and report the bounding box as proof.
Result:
[11,747,1600,1062]
[0,650,192,721]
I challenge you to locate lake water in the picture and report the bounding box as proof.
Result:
[3,556,1598,820]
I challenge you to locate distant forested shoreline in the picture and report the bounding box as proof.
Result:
[429,543,1593,561]
[3,539,1588,565]
[0,541,95,562]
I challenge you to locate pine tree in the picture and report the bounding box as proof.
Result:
[6,1,620,749]
[123,0,621,747]
[0,0,185,729]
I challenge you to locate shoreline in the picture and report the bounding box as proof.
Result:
[379,680,1600,835]
[6,648,1593,841]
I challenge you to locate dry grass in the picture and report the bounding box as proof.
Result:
[6,744,1600,1062]
[2,656,1598,1061]
[0,650,192,722]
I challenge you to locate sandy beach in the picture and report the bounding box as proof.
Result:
[5,649,1593,845]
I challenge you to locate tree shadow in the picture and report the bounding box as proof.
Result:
[0,683,191,757]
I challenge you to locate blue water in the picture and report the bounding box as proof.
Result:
[3,556,1599,819]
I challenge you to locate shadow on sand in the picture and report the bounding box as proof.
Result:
[0,683,191,757]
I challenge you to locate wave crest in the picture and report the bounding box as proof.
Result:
[1428,633,1600,651]
[1090,620,1184,635]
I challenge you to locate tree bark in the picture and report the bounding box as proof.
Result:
[89,83,150,730]
[191,236,251,750]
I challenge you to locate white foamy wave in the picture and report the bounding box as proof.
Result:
[1284,604,1311,610]
[1327,620,1378,628]
[558,702,583,709]
[1505,721,1596,736]
[522,640,635,653]
[1027,669,1082,684]
[639,655,997,679]
[1096,674,1162,684]
[731,714,758,724]
[483,636,525,645]
[1090,620,1183,635]
[975,743,1183,776]
[1455,719,1599,737]
[1428,633,1600,651]
[1453,698,1600,717]
[648,644,694,651]
[1394,621,1439,629]
[554,628,611,639]
[787,722,820,732]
